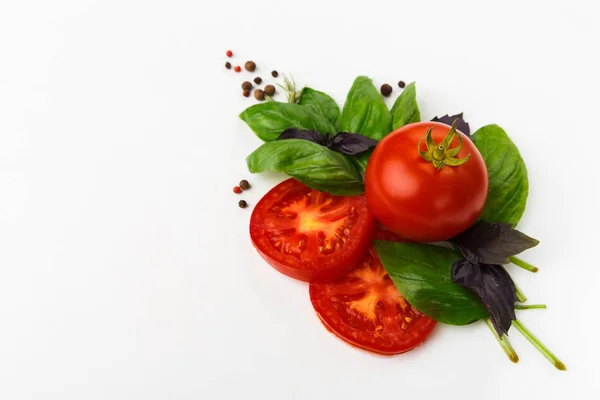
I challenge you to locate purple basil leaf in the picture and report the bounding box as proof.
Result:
[276,128,326,145]
[450,221,539,265]
[322,133,336,147]
[432,112,471,136]
[451,259,516,336]
[329,132,379,155]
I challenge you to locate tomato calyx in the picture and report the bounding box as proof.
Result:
[418,120,471,169]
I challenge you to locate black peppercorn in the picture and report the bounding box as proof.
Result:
[271,70,278,78]
[398,80,406,88]
[254,77,262,85]
[238,200,248,208]
[225,62,231,70]
[380,84,393,97]
[254,89,265,101]
[241,81,253,91]
[264,84,276,96]
[245,61,256,72]
[239,180,251,190]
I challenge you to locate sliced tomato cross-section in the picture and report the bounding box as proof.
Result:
[250,178,375,283]
[309,231,436,355]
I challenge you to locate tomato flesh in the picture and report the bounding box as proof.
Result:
[365,121,488,242]
[250,178,375,283]
[309,233,436,355]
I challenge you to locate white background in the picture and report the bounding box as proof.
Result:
[1,1,599,399]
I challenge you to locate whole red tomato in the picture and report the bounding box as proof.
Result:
[365,121,488,242]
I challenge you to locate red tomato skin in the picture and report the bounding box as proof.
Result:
[313,306,436,356]
[250,179,376,283]
[365,122,488,242]
[309,232,437,355]
[251,239,372,283]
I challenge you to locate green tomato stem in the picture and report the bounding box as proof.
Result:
[485,319,519,363]
[509,256,539,273]
[513,319,566,371]
[417,120,470,169]
[515,304,547,310]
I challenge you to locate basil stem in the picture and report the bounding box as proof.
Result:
[515,282,528,303]
[509,256,539,273]
[513,319,566,371]
[515,304,547,310]
[485,319,519,363]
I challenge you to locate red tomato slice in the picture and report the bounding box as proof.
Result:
[309,233,436,355]
[250,178,375,283]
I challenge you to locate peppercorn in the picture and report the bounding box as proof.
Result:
[242,90,250,98]
[254,89,265,101]
[238,200,248,208]
[225,62,231,69]
[226,50,233,57]
[245,61,256,72]
[234,66,241,72]
[239,180,251,190]
[398,80,406,88]
[254,77,262,85]
[242,81,253,91]
[271,70,278,77]
[233,186,242,194]
[264,84,276,96]
[380,84,393,97]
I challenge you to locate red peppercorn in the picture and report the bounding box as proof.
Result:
[233,186,242,194]
[226,50,233,57]
[234,66,241,72]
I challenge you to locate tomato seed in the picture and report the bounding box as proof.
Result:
[380,84,393,97]
[264,84,276,96]
[233,186,242,194]
[225,62,231,69]
[234,66,241,72]
[245,61,257,72]
[226,50,233,57]
[254,76,262,85]
[271,70,278,77]
[238,200,248,208]
[239,180,251,190]
[241,81,253,91]
[398,80,406,88]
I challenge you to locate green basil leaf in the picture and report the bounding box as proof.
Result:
[247,139,364,196]
[341,76,392,141]
[374,241,487,325]
[471,125,529,227]
[351,151,372,174]
[298,87,341,131]
[390,82,420,130]
[240,102,337,142]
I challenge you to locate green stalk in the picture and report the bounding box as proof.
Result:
[485,319,519,363]
[509,256,539,273]
[515,304,547,310]
[276,74,302,104]
[512,319,566,371]
[515,283,528,303]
